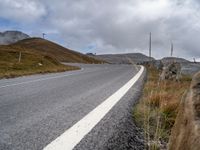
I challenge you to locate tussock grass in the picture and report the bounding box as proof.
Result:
[133,65,191,149]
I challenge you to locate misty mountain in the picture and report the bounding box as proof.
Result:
[0,31,29,45]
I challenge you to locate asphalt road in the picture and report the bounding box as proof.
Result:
[0,64,145,150]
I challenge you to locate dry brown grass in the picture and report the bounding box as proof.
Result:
[0,48,79,79]
[0,37,105,78]
[133,65,191,149]
[10,38,105,64]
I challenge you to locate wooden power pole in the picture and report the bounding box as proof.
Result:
[171,42,173,57]
[193,58,196,63]
[149,32,152,61]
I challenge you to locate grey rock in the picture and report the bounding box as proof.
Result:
[160,62,181,81]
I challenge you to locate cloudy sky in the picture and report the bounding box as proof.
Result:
[0,0,200,60]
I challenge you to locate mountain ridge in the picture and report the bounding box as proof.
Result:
[88,53,154,64]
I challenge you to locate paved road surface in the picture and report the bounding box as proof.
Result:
[0,64,145,150]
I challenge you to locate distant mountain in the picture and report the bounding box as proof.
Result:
[89,53,154,64]
[161,57,190,65]
[0,31,30,45]
[160,57,200,75]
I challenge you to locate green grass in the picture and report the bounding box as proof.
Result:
[133,65,191,149]
[0,49,79,79]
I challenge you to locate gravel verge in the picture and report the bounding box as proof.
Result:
[74,67,147,150]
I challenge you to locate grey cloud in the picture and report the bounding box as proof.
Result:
[1,0,200,60]
[0,0,46,22]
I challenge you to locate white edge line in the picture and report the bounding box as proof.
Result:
[43,66,144,150]
[0,68,84,89]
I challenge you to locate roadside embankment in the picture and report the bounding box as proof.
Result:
[168,71,200,150]
[133,65,191,149]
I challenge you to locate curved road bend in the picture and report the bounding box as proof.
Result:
[0,64,144,150]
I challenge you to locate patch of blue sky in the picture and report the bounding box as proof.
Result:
[82,43,97,53]
[0,18,20,31]
[0,17,32,34]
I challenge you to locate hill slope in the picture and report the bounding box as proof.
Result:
[0,37,104,78]
[0,47,79,78]
[12,38,104,64]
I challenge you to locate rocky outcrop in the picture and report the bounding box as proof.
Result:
[0,31,29,45]
[161,57,200,76]
[160,62,181,81]
[168,71,200,150]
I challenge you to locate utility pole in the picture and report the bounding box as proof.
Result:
[193,58,196,63]
[149,32,152,61]
[171,42,173,57]
[42,33,46,39]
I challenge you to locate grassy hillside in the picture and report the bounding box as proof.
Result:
[0,48,79,78]
[11,38,104,64]
[0,37,104,78]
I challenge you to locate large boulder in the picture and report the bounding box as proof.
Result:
[168,71,200,150]
[160,62,181,81]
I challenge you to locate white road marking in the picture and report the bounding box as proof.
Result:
[43,66,144,150]
[0,68,84,89]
